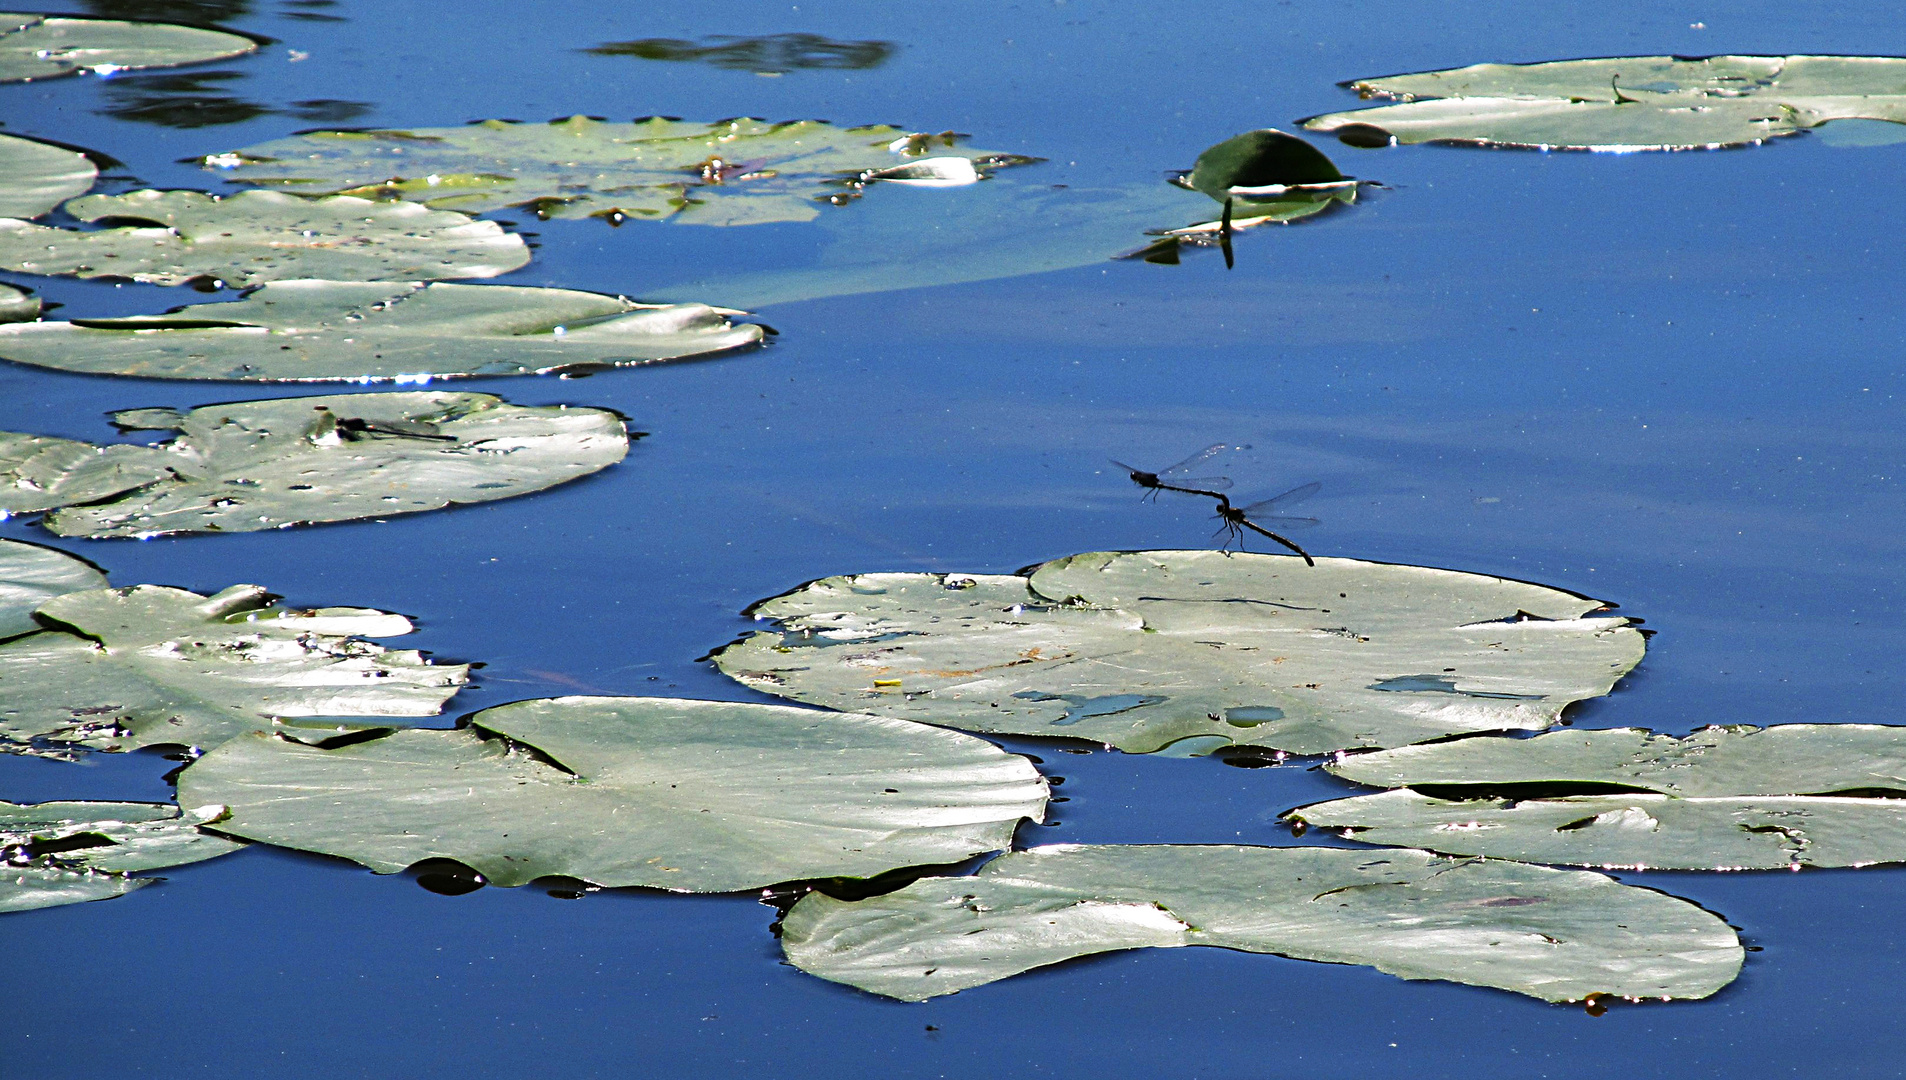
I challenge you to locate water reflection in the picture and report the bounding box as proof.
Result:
[96,70,370,127]
[280,0,345,22]
[585,32,896,73]
[79,0,251,25]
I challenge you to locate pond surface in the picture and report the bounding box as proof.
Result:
[5,0,1905,1076]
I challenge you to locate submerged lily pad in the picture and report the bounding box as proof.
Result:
[0,539,106,639]
[711,550,1645,756]
[202,116,1034,223]
[1302,55,1906,151]
[1329,724,1906,797]
[1290,790,1906,871]
[1,800,243,913]
[0,279,764,381]
[0,390,629,536]
[0,190,529,286]
[178,695,1049,891]
[0,11,257,82]
[0,133,97,219]
[780,843,1742,1003]
[0,583,468,752]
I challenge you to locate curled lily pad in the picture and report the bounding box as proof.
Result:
[0,279,763,381]
[1120,130,1358,264]
[1,800,242,913]
[0,282,38,323]
[0,11,256,82]
[200,116,1034,223]
[711,550,1645,756]
[1289,790,1906,871]
[0,538,106,639]
[0,583,468,753]
[1328,724,1906,797]
[0,390,629,536]
[0,190,529,286]
[1302,55,1906,151]
[780,843,1742,1003]
[177,695,1050,891]
[0,133,97,219]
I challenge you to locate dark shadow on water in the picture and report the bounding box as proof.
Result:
[94,69,371,128]
[79,0,251,25]
[584,32,896,73]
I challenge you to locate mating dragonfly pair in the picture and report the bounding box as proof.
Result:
[1113,444,1320,566]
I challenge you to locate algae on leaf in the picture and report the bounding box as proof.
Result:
[0,800,243,913]
[712,550,1645,755]
[0,279,763,381]
[1302,55,1906,151]
[0,391,629,536]
[1289,789,1906,871]
[780,843,1742,1003]
[0,583,468,752]
[0,190,529,286]
[0,11,257,82]
[201,115,1034,222]
[0,133,97,219]
[178,695,1049,891]
[0,539,106,640]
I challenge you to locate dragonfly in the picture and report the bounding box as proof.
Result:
[1213,482,1321,565]
[1111,443,1237,500]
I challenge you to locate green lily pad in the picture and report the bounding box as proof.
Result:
[0,582,468,753]
[0,390,629,536]
[1,800,243,913]
[0,133,97,219]
[1302,55,1906,151]
[201,116,1035,223]
[780,843,1742,1003]
[0,279,764,381]
[0,11,256,82]
[177,695,1050,891]
[711,550,1646,756]
[0,538,106,639]
[1289,789,1906,871]
[0,282,38,323]
[1328,724,1906,797]
[0,190,529,287]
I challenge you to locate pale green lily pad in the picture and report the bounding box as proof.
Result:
[0,538,106,639]
[0,190,529,286]
[178,695,1049,891]
[201,116,1034,223]
[1329,724,1906,797]
[0,11,256,82]
[1,800,243,913]
[0,582,468,753]
[1302,55,1906,151]
[0,390,629,536]
[0,282,38,323]
[0,279,764,381]
[0,133,96,219]
[1289,790,1906,871]
[780,843,1742,1003]
[711,550,1646,756]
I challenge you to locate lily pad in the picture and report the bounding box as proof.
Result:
[0,190,529,286]
[1,800,243,913]
[0,279,764,381]
[1302,55,1906,151]
[1289,790,1906,871]
[779,843,1742,1003]
[1119,130,1358,264]
[0,390,630,536]
[0,133,97,219]
[0,11,257,82]
[1328,724,1906,797]
[201,116,1035,223]
[0,283,38,323]
[0,539,106,639]
[711,550,1646,756]
[0,582,468,752]
[177,695,1050,891]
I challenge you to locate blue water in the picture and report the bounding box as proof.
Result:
[5,1,1906,1076]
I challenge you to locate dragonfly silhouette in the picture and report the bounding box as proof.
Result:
[1213,482,1320,565]
[1112,443,1237,500]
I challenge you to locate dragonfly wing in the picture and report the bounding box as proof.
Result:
[1252,515,1319,531]
[1159,443,1230,477]
[1167,476,1233,491]
[1241,481,1320,514]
